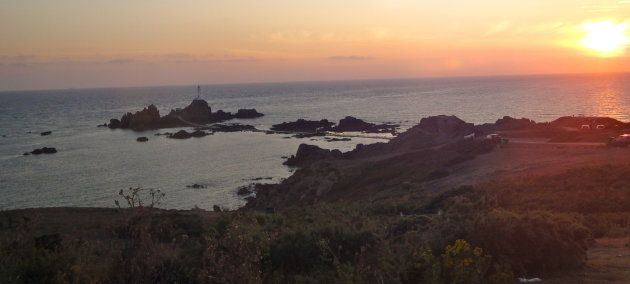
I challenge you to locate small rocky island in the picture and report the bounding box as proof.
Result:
[108,99,264,131]
[271,116,399,134]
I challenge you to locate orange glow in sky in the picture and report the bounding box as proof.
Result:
[0,0,629,90]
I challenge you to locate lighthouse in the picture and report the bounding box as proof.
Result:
[194,85,202,101]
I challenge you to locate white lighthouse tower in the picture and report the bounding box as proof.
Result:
[194,85,203,101]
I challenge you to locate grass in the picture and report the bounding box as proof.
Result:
[3,163,630,283]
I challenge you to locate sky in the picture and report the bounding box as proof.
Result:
[1,0,629,91]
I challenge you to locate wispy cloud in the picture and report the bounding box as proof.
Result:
[328,56,372,61]
[484,22,512,37]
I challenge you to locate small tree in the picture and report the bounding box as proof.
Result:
[115,187,165,208]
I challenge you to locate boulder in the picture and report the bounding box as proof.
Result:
[40,131,52,136]
[234,109,264,119]
[136,137,149,142]
[271,119,335,133]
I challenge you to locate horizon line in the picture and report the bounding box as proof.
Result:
[1,70,629,93]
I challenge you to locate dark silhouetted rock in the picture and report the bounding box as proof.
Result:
[178,100,212,122]
[40,131,52,136]
[97,123,108,127]
[168,130,209,139]
[387,115,474,152]
[209,110,233,122]
[30,147,57,155]
[127,104,161,130]
[136,137,149,142]
[234,109,264,119]
[271,119,335,133]
[551,116,626,129]
[237,185,254,195]
[23,152,29,156]
[284,144,342,167]
[333,116,399,133]
[325,137,351,142]
[186,184,207,189]
[495,116,537,130]
[202,123,256,133]
[108,119,122,129]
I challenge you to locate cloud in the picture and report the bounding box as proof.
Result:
[328,56,372,61]
[108,58,136,64]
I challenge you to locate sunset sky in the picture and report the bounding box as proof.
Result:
[1,0,629,91]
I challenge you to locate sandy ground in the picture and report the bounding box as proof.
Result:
[428,140,630,192]
[545,238,630,283]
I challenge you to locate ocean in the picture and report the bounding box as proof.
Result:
[1,73,629,210]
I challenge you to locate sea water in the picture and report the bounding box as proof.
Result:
[1,73,629,209]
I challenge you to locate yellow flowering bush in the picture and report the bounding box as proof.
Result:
[414,239,512,284]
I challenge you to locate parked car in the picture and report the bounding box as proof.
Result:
[607,134,630,147]
[485,133,503,143]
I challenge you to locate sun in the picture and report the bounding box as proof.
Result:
[579,21,629,57]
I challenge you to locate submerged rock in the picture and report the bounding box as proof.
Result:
[186,183,207,189]
[271,119,335,133]
[136,137,149,142]
[40,131,52,136]
[168,130,209,139]
[202,123,257,133]
[30,147,57,155]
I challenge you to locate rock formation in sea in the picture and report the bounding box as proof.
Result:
[27,147,58,155]
[332,116,399,133]
[271,119,335,132]
[234,109,264,119]
[108,99,265,131]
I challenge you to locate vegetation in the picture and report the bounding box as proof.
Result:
[2,164,630,283]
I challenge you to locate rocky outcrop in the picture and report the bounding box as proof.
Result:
[108,119,122,129]
[177,100,212,122]
[29,147,57,155]
[201,124,257,133]
[271,119,335,133]
[284,144,343,167]
[108,99,265,131]
[332,116,398,133]
[550,116,627,129]
[234,109,264,119]
[387,115,474,152]
[125,104,161,130]
[168,130,209,139]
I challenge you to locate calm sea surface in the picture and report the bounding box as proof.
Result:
[1,73,629,209]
